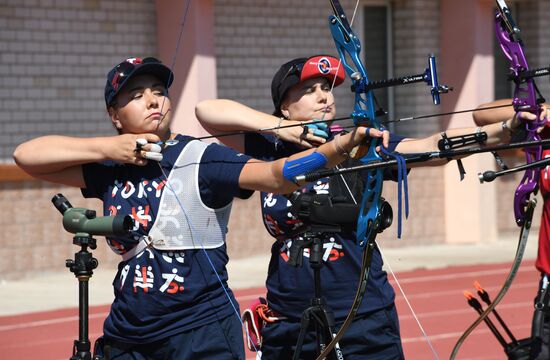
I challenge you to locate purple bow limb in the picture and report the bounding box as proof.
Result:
[495,10,545,226]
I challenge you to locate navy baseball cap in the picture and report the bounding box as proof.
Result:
[271,55,345,116]
[104,57,174,107]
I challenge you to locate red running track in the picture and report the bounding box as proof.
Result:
[0,260,539,360]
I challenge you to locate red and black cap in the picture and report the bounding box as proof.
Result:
[104,57,174,107]
[271,55,345,116]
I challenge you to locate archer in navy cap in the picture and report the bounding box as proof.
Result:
[104,57,174,108]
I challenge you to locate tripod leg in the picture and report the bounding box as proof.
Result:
[311,310,328,356]
[293,310,312,360]
[314,308,344,360]
[67,239,98,360]
[293,307,344,360]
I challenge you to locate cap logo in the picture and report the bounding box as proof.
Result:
[318,57,332,75]
[125,57,142,65]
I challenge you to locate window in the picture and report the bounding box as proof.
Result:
[360,3,394,125]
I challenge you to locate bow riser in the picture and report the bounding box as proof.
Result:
[329,14,384,247]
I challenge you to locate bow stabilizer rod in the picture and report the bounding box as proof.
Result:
[479,156,550,183]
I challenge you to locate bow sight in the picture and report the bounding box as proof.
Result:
[358,55,452,106]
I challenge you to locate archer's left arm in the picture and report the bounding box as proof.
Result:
[473,99,549,126]
[393,115,526,166]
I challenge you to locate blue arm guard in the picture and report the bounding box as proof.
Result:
[282,151,328,183]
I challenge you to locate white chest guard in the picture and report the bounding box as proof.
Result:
[135,140,232,256]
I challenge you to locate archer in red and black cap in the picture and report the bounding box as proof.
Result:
[271,55,345,116]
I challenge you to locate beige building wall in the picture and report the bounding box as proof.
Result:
[0,0,161,279]
[1,0,549,279]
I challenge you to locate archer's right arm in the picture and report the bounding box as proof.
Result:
[195,99,326,151]
[13,134,160,187]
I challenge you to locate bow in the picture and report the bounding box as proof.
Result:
[450,1,548,357]
[314,1,448,358]
[496,0,546,227]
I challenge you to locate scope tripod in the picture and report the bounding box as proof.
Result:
[66,233,101,360]
[289,225,345,360]
[52,193,131,360]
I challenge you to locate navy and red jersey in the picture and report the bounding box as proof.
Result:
[245,131,404,320]
[81,134,252,343]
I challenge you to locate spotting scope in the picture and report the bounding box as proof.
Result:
[52,193,132,236]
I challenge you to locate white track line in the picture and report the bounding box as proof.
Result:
[388,266,535,284]
[401,323,531,343]
[0,312,108,332]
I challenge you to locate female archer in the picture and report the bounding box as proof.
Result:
[196,55,531,359]
[13,57,382,360]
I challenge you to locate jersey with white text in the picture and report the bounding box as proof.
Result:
[82,134,252,343]
[245,131,403,319]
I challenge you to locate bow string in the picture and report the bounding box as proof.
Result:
[151,0,260,353]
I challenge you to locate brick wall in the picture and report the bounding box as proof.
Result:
[0,0,156,279]
[213,0,356,117]
[0,0,158,160]
[392,0,442,137]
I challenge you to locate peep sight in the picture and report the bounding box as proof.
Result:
[52,193,133,236]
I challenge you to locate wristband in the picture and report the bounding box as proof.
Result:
[282,151,328,183]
